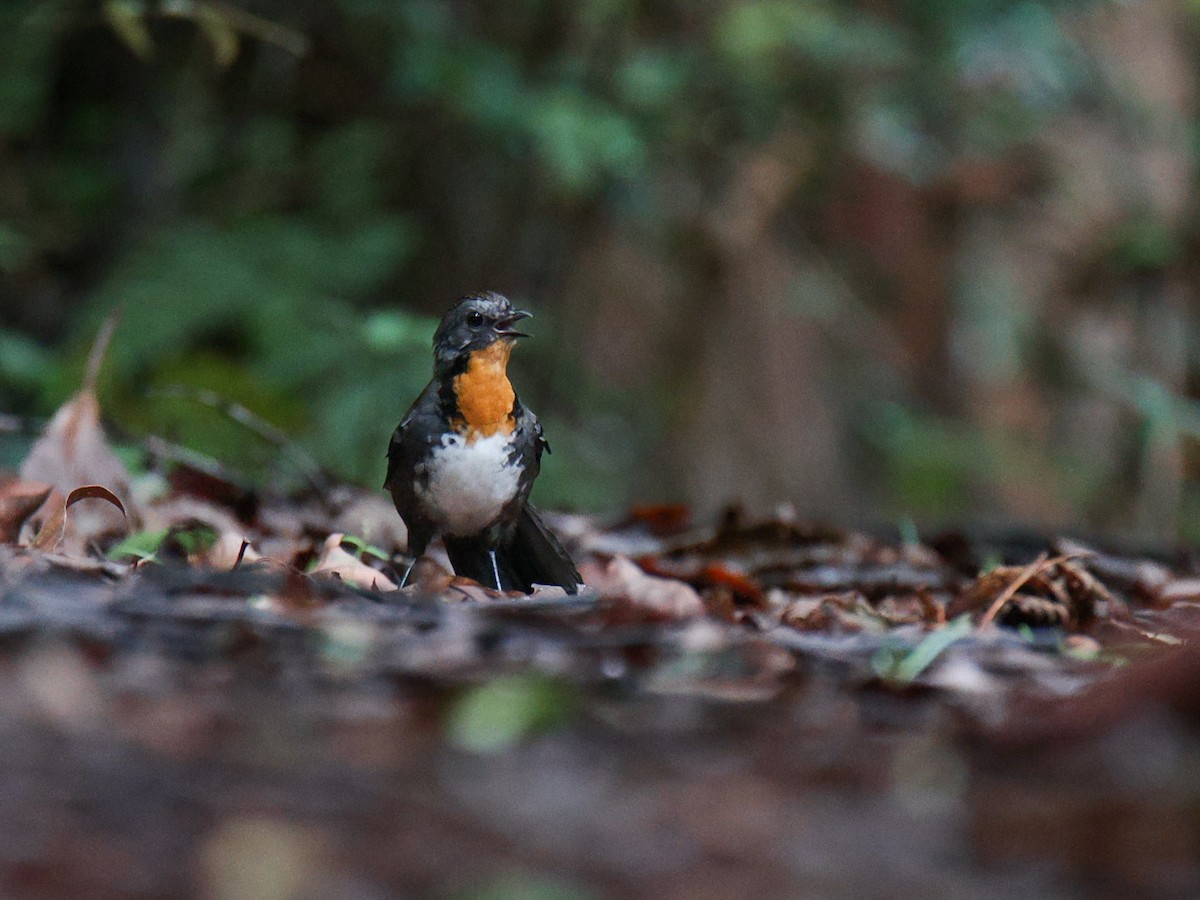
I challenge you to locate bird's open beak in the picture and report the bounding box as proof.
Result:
[495,308,532,338]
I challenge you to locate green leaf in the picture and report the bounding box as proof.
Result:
[525,90,645,196]
[875,615,973,684]
[103,0,153,60]
[337,533,390,563]
[196,5,241,69]
[447,675,575,754]
[108,528,169,562]
[169,522,219,556]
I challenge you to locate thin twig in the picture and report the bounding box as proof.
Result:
[232,539,250,570]
[976,553,1047,631]
[141,434,255,489]
[976,551,1092,630]
[150,386,330,493]
[974,554,1099,628]
[160,0,310,55]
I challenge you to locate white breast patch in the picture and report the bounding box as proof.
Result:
[415,431,522,535]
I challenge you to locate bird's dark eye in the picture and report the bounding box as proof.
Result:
[466,311,485,327]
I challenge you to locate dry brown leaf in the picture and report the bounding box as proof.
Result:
[310,533,397,591]
[20,391,134,551]
[953,553,1102,631]
[0,478,53,543]
[779,590,876,631]
[447,579,508,602]
[19,388,132,493]
[20,351,131,497]
[397,557,456,596]
[592,556,705,619]
[29,485,127,552]
[137,497,260,569]
[17,313,134,549]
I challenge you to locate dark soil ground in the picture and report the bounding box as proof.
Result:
[3,384,1200,899]
[4,508,1200,900]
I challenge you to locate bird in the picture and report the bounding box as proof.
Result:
[385,291,582,594]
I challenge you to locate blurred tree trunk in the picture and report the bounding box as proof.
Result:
[673,134,854,517]
[1057,0,1195,538]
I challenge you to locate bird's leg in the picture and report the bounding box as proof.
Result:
[488,548,503,591]
[399,527,432,590]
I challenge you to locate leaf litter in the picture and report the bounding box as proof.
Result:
[2,340,1200,896]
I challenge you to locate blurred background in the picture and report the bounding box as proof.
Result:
[0,0,1198,538]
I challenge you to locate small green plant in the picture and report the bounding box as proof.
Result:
[873,615,974,684]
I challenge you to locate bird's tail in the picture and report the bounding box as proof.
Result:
[443,505,582,594]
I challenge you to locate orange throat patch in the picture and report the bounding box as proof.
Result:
[453,341,517,440]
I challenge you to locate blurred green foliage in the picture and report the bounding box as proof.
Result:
[454,872,593,900]
[447,674,576,754]
[1,0,1196,530]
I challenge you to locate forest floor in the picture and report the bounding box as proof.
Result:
[2,381,1200,899]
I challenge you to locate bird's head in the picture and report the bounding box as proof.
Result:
[433,291,532,372]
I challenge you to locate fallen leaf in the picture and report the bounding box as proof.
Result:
[591,556,705,619]
[700,562,765,606]
[0,478,52,543]
[20,391,130,506]
[19,317,135,551]
[1157,579,1200,605]
[952,553,1102,631]
[447,578,515,601]
[625,503,692,536]
[310,533,397,591]
[30,485,127,552]
[272,564,321,613]
[402,557,456,596]
[779,590,877,632]
[330,488,408,554]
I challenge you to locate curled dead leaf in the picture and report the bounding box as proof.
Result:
[30,485,128,552]
[18,313,134,551]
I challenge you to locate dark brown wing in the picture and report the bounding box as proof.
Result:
[384,379,444,555]
[498,402,582,593]
[503,503,582,593]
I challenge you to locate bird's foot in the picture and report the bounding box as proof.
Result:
[488,549,502,592]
